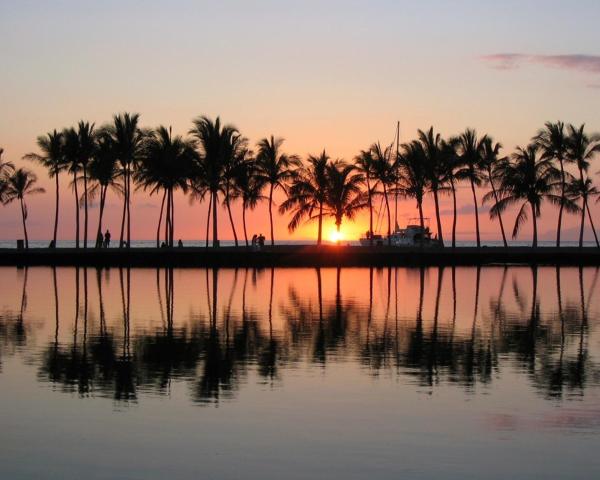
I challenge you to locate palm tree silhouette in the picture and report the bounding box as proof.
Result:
[0,147,14,177]
[189,116,240,247]
[136,126,196,246]
[397,141,427,232]
[22,130,65,247]
[566,124,600,247]
[2,168,45,248]
[279,151,329,244]
[256,136,299,246]
[440,138,461,248]
[418,127,447,246]
[566,177,600,247]
[535,122,570,247]
[371,142,397,245]
[106,113,145,248]
[88,131,121,247]
[487,143,561,247]
[62,127,81,248]
[322,159,365,237]
[232,150,266,246]
[76,121,96,249]
[455,129,485,248]
[354,148,378,244]
[221,134,248,246]
[480,136,509,247]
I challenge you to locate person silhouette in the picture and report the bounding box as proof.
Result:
[178,239,183,248]
[104,230,111,248]
[258,234,265,247]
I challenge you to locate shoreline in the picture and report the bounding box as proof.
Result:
[1,245,600,267]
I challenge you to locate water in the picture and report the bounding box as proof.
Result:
[1,266,599,479]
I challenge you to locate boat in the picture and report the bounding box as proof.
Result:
[360,219,441,247]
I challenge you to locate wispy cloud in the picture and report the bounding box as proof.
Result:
[481,53,600,76]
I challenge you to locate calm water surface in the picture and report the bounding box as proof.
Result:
[1,266,599,479]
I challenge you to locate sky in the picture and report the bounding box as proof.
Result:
[1,0,600,243]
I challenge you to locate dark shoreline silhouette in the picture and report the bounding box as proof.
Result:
[3,245,600,267]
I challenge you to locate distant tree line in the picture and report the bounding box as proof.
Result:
[1,115,599,248]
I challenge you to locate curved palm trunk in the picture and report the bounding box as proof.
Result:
[126,166,132,248]
[450,178,457,248]
[242,203,249,246]
[317,201,323,245]
[212,190,218,247]
[83,164,88,249]
[52,172,59,247]
[530,201,538,248]
[170,187,175,247]
[268,184,275,246]
[73,171,80,249]
[487,168,507,247]
[470,178,481,248]
[417,197,425,245]
[225,191,238,246]
[19,198,28,249]
[156,189,166,248]
[383,184,391,245]
[556,160,566,247]
[586,202,599,248]
[579,195,587,248]
[432,187,444,247]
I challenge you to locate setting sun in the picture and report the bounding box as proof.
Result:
[329,229,345,244]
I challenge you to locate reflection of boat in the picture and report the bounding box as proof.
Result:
[360,219,441,247]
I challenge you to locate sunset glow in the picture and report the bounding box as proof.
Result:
[329,229,345,244]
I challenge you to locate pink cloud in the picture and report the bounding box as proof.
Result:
[481,53,600,77]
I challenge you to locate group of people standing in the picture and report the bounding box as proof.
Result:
[251,234,266,249]
[95,230,112,248]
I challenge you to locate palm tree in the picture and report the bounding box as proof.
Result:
[488,144,561,247]
[418,127,447,246]
[221,135,248,246]
[566,124,600,247]
[232,152,266,246]
[279,151,329,244]
[397,141,428,232]
[371,142,397,245]
[62,127,81,248]
[76,121,96,248]
[455,129,485,247]
[189,116,240,247]
[106,113,145,248]
[2,168,45,248]
[567,177,600,247]
[440,138,460,248]
[0,147,14,178]
[23,130,65,247]
[480,136,508,247]
[535,122,570,246]
[256,136,299,246]
[88,131,121,247]
[137,126,197,247]
[354,149,378,245]
[322,160,365,238]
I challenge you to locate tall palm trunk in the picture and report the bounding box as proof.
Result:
[317,201,323,245]
[170,187,175,247]
[52,172,59,247]
[212,190,218,247]
[119,167,127,248]
[242,203,248,246]
[530,201,538,248]
[164,189,171,247]
[268,184,275,246]
[383,184,391,246]
[83,163,88,248]
[578,168,586,248]
[225,190,238,246]
[450,177,457,248]
[156,189,166,248]
[470,177,481,247]
[73,171,80,249]
[96,185,107,248]
[19,197,28,248]
[556,159,566,247]
[417,198,425,246]
[126,165,132,248]
[205,194,212,248]
[487,168,508,247]
[432,186,444,247]
[366,177,373,246]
